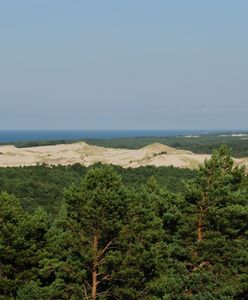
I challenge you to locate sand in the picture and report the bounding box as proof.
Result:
[0,142,247,169]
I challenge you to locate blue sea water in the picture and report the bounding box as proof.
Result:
[0,129,222,143]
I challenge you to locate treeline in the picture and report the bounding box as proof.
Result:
[9,133,248,157]
[84,135,248,158]
[0,146,248,299]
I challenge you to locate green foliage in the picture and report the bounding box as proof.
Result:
[0,164,87,213]
[0,192,49,298]
[0,146,247,299]
[110,187,164,299]
[0,163,195,213]
[180,145,248,298]
[64,166,129,297]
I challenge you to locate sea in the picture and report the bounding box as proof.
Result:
[0,129,234,143]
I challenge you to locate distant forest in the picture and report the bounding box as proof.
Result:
[6,133,248,157]
[0,146,247,299]
[0,163,195,214]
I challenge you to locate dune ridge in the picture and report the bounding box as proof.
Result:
[0,141,247,169]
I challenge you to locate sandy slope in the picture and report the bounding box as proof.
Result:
[0,142,247,169]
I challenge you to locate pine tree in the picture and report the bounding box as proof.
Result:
[0,192,49,299]
[65,166,130,299]
[36,204,85,299]
[181,145,248,298]
[38,167,167,299]
[138,177,189,299]
[110,182,165,299]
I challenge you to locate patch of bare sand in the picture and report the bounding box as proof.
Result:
[0,142,245,170]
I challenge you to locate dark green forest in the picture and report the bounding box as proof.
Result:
[0,146,248,299]
[0,164,195,214]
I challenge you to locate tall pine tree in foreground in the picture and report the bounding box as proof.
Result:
[182,145,248,298]
[37,166,166,299]
[65,166,129,299]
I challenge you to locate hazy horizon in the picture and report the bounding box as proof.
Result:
[1,128,248,131]
[1,128,248,144]
[1,1,247,130]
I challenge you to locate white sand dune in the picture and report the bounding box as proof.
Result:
[0,142,247,169]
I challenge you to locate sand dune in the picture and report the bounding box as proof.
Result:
[0,142,247,169]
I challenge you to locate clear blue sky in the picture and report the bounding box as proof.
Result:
[0,1,247,130]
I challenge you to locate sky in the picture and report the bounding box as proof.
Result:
[0,1,248,130]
